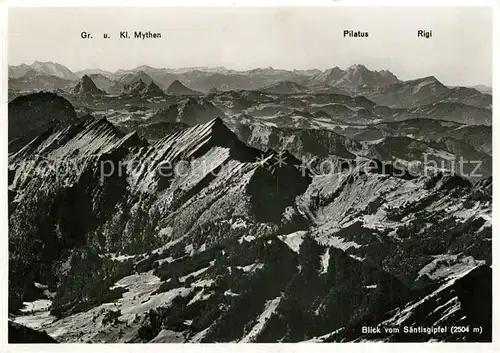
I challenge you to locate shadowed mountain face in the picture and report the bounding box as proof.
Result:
[8,92,78,153]
[87,73,115,92]
[9,321,58,343]
[142,81,166,97]
[166,80,202,96]
[72,75,105,98]
[319,264,492,342]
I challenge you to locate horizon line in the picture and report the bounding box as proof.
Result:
[8,60,492,88]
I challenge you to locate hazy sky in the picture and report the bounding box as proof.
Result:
[8,6,492,86]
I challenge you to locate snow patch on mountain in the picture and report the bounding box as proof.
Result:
[234,263,265,273]
[20,299,52,314]
[278,231,307,253]
[240,294,283,342]
[188,289,213,306]
[238,235,256,244]
[121,287,192,321]
[319,249,330,274]
[416,254,485,282]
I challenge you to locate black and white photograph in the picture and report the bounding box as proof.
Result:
[6,5,493,344]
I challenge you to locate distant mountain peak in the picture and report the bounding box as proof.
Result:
[29,61,77,80]
[311,67,345,85]
[211,115,225,125]
[145,117,260,169]
[142,80,165,97]
[166,80,200,96]
[347,64,368,71]
[81,74,92,82]
[119,71,153,84]
[421,75,440,82]
[333,64,400,89]
[135,70,150,77]
[72,75,105,97]
[120,78,164,98]
[135,65,157,71]
[407,76,446,89]
[32,60,54,65]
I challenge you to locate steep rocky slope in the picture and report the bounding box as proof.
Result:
[9,114,491,343]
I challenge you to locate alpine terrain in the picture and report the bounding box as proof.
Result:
[8,62,492,343]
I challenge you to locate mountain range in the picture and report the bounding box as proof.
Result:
[8,97,491,342]
[8,61,491,100]
[7,60,492,343]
